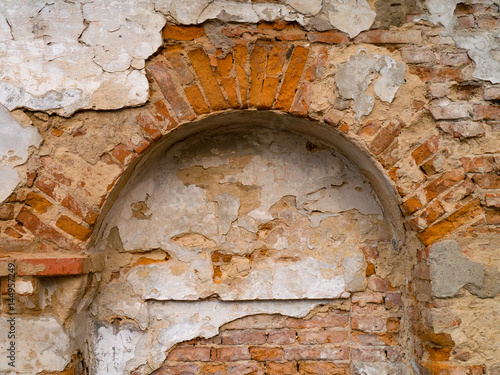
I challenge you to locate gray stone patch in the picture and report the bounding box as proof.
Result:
[467,267,500,298]
[335,49,406,121]
[428,240,485,298]
[354,362,405,375]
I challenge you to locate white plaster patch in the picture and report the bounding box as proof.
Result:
[335,49,406,120]
[0,316,71,375]
[325,0,376,38]
[0,104,42,203]
[0,0,164,115]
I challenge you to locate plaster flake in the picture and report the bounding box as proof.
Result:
[285,0,323,16]
[335,49,406,121]
[0,316,71,374]
[0,0,164,115]
[325,0,376,38]
[0,104,42,203]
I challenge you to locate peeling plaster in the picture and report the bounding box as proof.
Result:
[89,300,329,374]
[423,0,500,83]
[335,49,406,121]
[0,104,42,203]
[0,316,71,375]
[0,0,380,114]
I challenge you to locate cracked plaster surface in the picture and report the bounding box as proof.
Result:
[0,316,71,375]
[335,49,406,121]
[0,0,378,115]
[87,127,392,373]
[422,0,500,83]
[0,104,42,203]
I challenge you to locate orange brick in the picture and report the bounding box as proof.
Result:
[266,42,287,77]
[266,329,296,345]
[249,346,283,361]
[149,100,177,131]
[417,198,483,245]
[369,119,405,155]
[213,347,250,361]
[56,215,92,241]
[419,200,445,226]
[297,329,348,344]
[112,144,136,166]
[136,112,162,141]
[259,77,281,109]
[25,192,52,214]
[188,48,227,111]
[299,362,348,375]
[402,196,423,215]
[217,53,233,78]
[234,44,249,108]
[16,207,77,250]
[412,135,440,165]
[410,66,464,82]
[184,85,210,115]
[267,362,299,375]
[249,41,271,107]
[426,346,452,362]
[147,61,195,122]
[274,45,309,110]
[162,25,205,41]
[220,77,239,108]
[358,120,383,138]
[308,30,349,44]
[424,169,465,202]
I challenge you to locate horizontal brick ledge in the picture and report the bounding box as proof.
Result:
[0,254,104,276]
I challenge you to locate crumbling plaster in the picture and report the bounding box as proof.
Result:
[0,0,379,117]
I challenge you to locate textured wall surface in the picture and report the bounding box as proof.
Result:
[0,0,499,374]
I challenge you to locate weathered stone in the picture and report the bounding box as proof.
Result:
[428,240,485,298]
[324,0,376,38]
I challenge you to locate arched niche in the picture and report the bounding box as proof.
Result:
[82,111,410,374]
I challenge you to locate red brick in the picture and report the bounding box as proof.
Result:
[266,329,296,345]
[461,156,494,173]
[367,275,389,292]
[352,332,399,346]
[149,100,178,131]
[417,198,483,245]
[184,85,210,115]
[163,46,195,85]
[424,169,465,202]
[352,316,385,332]
[307,30,349,44]
[213,347,250,361]
[358,120,382,138]
[166,347,211,362]
[351,292,385,305]
[136,112,162,142]
[477,14,500,29]
[220,330,266,345]
[355,30,422,44]
[352,304,386,315]
[485,193,500,208]
[484,86,500,100]
[0,204,15,221]
[297,329,348,344]
[188,48,228,111]
[162,25,205,41]
[284,346,348,361]
[305,47,328,82]
[249,346,283,361]
[440,52,471,66]
[274,45,309,110]
[472,103,500,120]
[442,177,475,204]
[351,348,386,361]
[55,215,92,241]
[290,81,312,116]
[429,100,469,120]
[17,257,86,276]
[147,61,195,122]
[420,151,447,176]
[16,207,77,250]
[41,156,72,186]
[472,173,500,189]
[400,48,435,64]
[369,120,405,155]
[234,44,249,108]
[410,66,464,82]
[287,313,348,329]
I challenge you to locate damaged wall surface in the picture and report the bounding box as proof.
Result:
[0,0,500,374]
